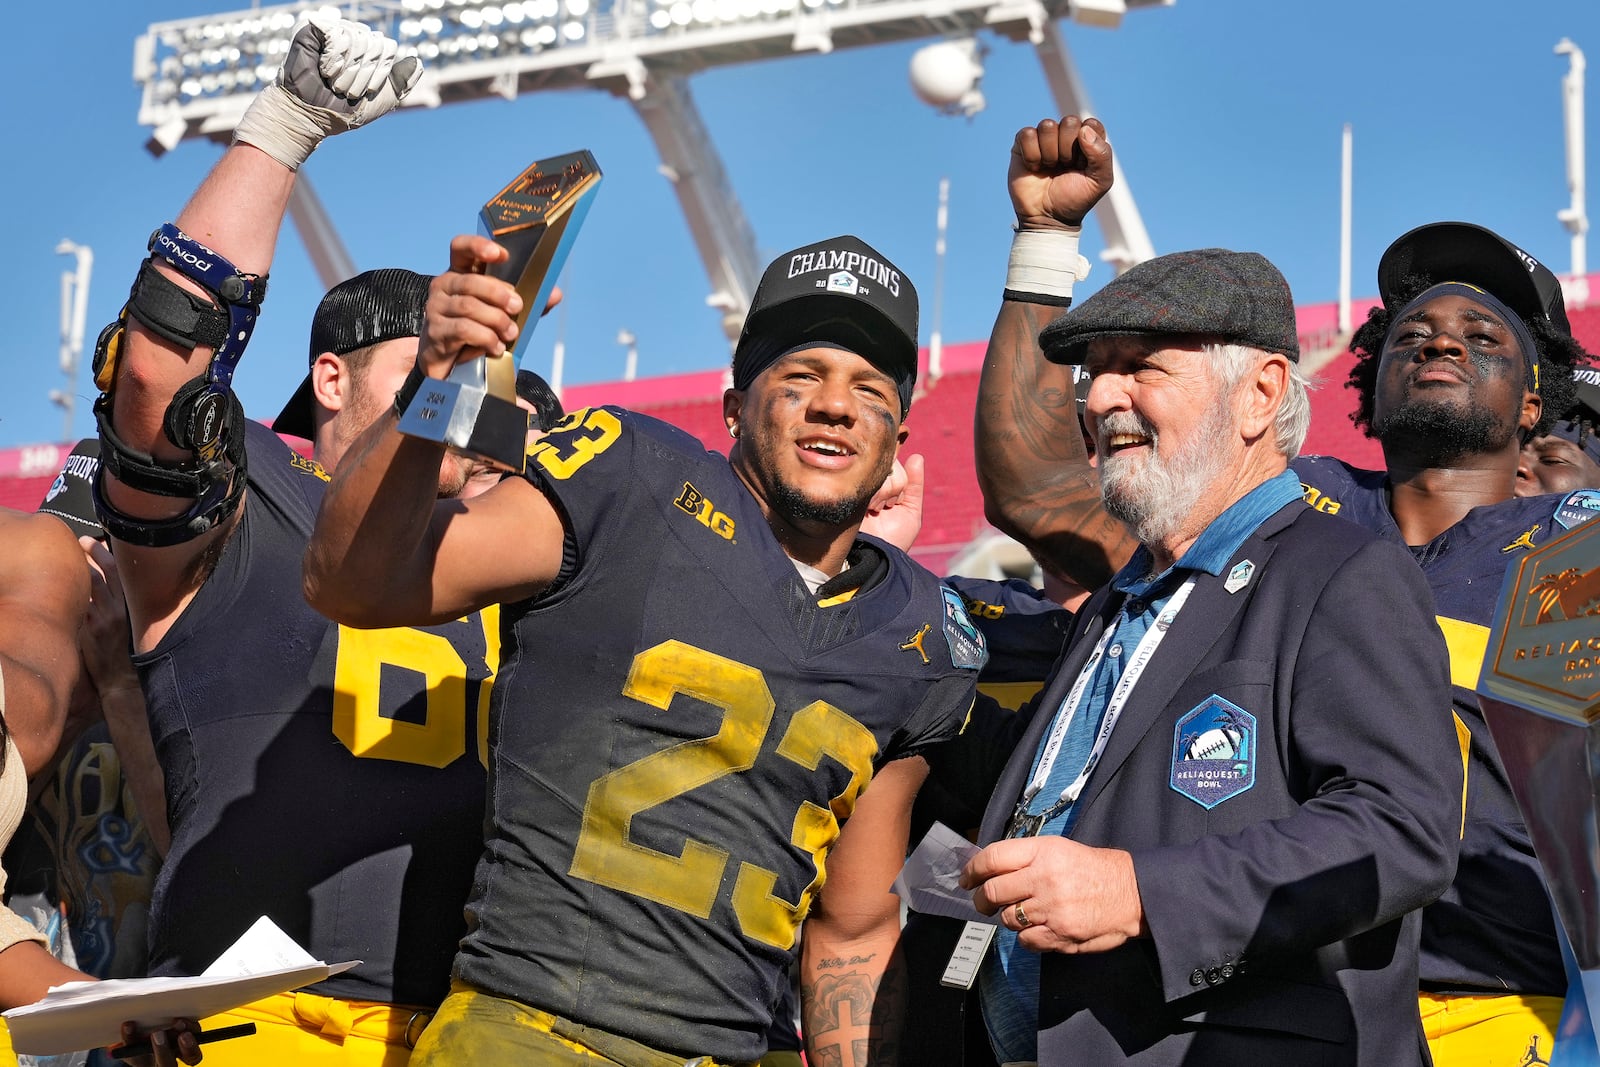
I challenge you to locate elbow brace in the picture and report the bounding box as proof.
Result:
[91,224,267,545]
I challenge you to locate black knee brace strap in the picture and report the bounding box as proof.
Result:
[124,258,230,353]
[90,447,248,548]
[92,389,249,546]
[90,224,267,545]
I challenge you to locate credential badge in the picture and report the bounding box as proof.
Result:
[1224,559,1254,595]
[1171,696,1256,809]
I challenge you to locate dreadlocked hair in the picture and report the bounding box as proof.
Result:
[1344,271,1588,440]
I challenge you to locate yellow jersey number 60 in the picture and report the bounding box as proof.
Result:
[331,608,501,769]
[569,640,879,951]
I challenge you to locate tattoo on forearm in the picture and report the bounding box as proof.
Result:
[802,954,906,1067]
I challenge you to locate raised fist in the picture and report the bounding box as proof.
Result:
[234,13,423,170]
[1009,116,1114,232]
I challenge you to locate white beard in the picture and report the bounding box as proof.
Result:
[1096,397,1234,549]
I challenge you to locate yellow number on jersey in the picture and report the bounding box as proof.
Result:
[529,407,622,480]
[568,640,879,950]
[331,607,500,769]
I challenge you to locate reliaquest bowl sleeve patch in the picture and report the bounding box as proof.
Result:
[1555,489,1600,531]
[940,585,989,671]
[1170,696,1256,809]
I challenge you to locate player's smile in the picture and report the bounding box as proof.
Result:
[795,432,859,470]
[725,344,907,533]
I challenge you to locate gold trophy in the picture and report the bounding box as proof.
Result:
[1477,499,1600,1061]
[398,150,602,471]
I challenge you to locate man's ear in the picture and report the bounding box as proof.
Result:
[1239,353,1289,442]
[1519,388,1543,435]
[309,353,349,415]
[722,388,745,440]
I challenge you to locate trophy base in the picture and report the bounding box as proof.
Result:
[1480,695,1600,1062]
[397,372,529,473]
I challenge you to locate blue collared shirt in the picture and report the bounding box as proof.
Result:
[980,468,1304,1063]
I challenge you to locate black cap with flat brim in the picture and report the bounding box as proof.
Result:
[1377,221,1570,335]
[732,235,919,415]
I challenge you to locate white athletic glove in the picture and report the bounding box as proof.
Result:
[233,12,423,171]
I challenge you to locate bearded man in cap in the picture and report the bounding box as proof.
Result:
[87,16,548,1063]
[304,229,983,1066]
[952,117,1463,1065]
[973,117,1596,1065]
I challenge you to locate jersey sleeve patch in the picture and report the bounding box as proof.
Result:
[1555,489,1600,531]
[940,585,989,672]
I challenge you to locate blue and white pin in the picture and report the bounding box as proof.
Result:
[1224,559,1255,594]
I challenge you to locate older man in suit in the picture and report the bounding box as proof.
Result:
[960,234,1465,1064]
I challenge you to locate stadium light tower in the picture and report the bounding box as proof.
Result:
[132,0,1168,341]
[1556,37,1588,308]
[53,240,93,442]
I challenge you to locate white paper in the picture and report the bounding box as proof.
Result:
[891,822,996,923]
[2,918,359,1056]
[202,915,321,977]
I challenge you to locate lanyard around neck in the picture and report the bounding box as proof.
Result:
[1010,576,1198,834]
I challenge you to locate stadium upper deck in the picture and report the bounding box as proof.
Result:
[5,282,1596,575]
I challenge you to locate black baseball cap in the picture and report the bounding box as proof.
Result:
[37,438,104,541]
[732,235,919,415]
[1377,222,1571,335]
[273,268,433,439]
[1566,367,1600,423]
[1040,248,1300,365]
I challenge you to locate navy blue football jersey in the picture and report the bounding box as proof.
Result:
[1294,454,1577,997]
[137,420,492,1006]
[944,576,1072,712]
[913,577,1070,841]
[455,407,980,1063]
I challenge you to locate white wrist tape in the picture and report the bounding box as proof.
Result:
[1005,227,1091,303]
[233,84,330,171]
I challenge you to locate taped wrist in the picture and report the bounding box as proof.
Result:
[1004,227,1090,307]
[233,83,331,172]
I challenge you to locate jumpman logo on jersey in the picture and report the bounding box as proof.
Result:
[1502,524,1541,553]
[900,623,932,664]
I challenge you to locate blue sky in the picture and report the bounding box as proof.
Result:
[0,0,1592,447]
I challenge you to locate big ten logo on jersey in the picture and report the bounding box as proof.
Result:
[331,607,501,769]
[674,482,735,541]
[527,406,622,480]
[960,595,1006,621]
[1301,483,1341,515]
[289,451,330,482]
[570,640,877,951]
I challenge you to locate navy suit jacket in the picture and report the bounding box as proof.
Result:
[977,500,1463,1066]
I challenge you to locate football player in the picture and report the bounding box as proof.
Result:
[87,16,527,1064]
[304,231,985,1065]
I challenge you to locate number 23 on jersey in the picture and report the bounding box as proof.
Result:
[569,640,880,951]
